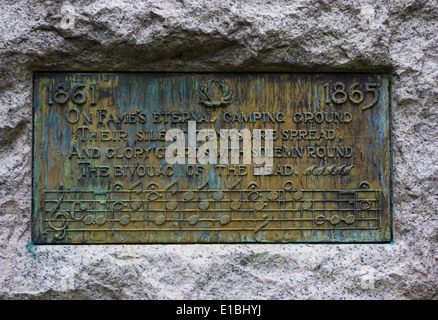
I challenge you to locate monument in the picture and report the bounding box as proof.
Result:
[0,1,436,300]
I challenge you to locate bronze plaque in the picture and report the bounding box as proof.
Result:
[32,72,391,244]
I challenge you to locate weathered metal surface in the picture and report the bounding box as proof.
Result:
[32,72,391,244]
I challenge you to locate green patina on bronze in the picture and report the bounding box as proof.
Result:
[32,72,391,244]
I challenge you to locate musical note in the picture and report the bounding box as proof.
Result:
[230,200,241,210]
[219,215,230,226]
[344,215,356,224]
[188,215,199,225]
[181,181,203,227]
[95,214,106,226]
[128,180,143,211]
[301,201,313,210]
[109,182,130,227]
[228,178,242,212]
[69,201,87,221]
[145,181,162,226]
[267,191,279,201]
[93,191,108,226]
[183,191,195,201]
[111,200,130,226]
[198,201,209,210]
[197,178,210,211]
[213,191,224,201]
[218,178,242,226]
[119,215,130,226]
[329,215,342,225]
[248,182,270,233]
[155,215,166,226]
[292,191,303,200]
[153,180,180,226]
[165,180,179,211]
[254,201,266,211]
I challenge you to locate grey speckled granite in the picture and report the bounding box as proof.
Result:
[0,0,437,299]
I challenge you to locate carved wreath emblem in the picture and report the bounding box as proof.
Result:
[198,79,233,108]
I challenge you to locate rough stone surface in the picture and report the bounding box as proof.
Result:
[0,0,437,299]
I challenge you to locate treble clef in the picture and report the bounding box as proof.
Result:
[47,183,69,240]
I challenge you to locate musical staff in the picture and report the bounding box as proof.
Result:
[42,181,382,241]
